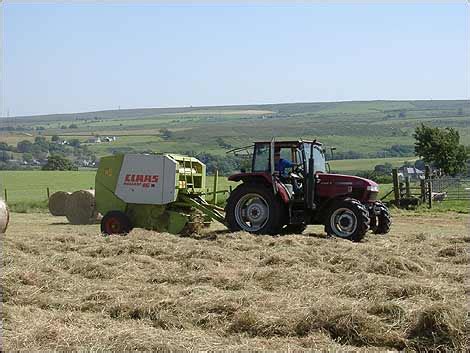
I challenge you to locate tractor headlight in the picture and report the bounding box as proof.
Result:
[367,185,379,192]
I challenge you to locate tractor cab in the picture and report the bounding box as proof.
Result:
[229,140,327,203]
[252,140,326,183]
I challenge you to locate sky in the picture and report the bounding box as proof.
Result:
[1,2,469,117]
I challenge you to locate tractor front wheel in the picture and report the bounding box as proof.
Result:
[325,198,370,242]
[374,202,391,235]
[101,211,133,235]
[225,183,285,235]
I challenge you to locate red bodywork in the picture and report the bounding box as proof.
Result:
[228,172,378,204]
[316,173,378,203]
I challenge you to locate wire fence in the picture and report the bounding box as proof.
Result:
[430,177,470,201]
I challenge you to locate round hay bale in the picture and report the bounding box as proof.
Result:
[48,191,71,216]
[65,190,99,225]
[0,199,10,233]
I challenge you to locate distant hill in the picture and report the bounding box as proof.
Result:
[7,99,470,122]
[1,99,468,164]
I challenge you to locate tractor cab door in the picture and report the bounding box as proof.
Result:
[302,142,316,209]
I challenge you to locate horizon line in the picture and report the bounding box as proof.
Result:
[2,97,469,119]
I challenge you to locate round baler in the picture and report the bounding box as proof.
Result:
[95,153,223,235]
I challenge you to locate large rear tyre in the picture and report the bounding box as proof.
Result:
[374,202,391,235]
[101,211,133,235]
[325,198,370,242]
[225,183,285,235]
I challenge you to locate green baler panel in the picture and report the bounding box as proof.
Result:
[95,154,127,214]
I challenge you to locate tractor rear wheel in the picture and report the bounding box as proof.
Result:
[325,198,370,242]
[374,202,391,235]
[225,183,285,235]
[101,211,133,235]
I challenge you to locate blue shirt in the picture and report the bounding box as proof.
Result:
[275,158,294,176]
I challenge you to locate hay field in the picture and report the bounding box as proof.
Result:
[2,212,469,351]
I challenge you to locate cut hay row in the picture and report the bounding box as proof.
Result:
[48,191,71,216]
[2,212,469,351]
[0,199,10,233]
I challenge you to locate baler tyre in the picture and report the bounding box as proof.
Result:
[283,224,307,234]
[374,202,391,235]
[101,211,132,235]
[325,198,370,242]
[225,183,285,235]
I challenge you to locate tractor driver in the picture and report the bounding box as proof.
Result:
[274,149,303,194]
[274,150,295,177]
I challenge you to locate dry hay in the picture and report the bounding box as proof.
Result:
[2,212,469,351]
[65,189,100,225]
[0,199,9,233]
[48,191,71,216]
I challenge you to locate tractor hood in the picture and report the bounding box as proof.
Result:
[317,173,378,187]
[316,173,379,202]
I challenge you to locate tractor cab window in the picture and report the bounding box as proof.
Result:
[252,143,270,172]
[303,143,326,173]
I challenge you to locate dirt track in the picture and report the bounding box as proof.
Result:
[2,212,469,351]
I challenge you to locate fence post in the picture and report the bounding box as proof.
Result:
[405,176,411,198]
[212,170,218,205]
[420,179,426,202]
[47,187,50,199]
[427,180,433,209]
[425,165,431,180]
[4,188,7,203]
[392,168,400,206]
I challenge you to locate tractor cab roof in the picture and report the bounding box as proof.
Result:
[253,140,323,148]
[226,139,323,156]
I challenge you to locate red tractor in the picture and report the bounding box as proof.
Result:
[225,140,391,241]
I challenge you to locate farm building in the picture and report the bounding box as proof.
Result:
[398,166,425,180]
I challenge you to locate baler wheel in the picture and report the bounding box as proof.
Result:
[101,211,132,235]
[325,198,370,242]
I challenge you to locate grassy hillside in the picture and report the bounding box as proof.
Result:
[1,100,468,160]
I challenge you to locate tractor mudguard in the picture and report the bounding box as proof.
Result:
[228,172,273,184]
[228,172,290,204]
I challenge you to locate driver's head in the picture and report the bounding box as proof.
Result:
[274,149,281,161]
